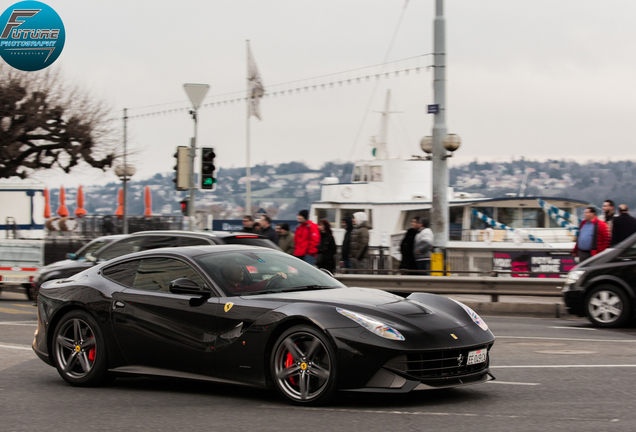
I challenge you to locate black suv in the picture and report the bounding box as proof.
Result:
[31,231,278,298]
[563,232,636,327]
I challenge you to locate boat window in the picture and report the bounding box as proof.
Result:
[522,208,546,228]
[470,207,493,229]
[403,210,431,230]
[316,208,337,225]
[341,209,371,227]
[498,208,522,228]
[353,165,369,182]
[548,207,575,228]
[449,207,465,240]
[370,166,383,182]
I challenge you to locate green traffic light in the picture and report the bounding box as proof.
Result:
[204,178,214,185]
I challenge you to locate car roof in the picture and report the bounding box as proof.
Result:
[129,230,266,239]
[105,244,277,262]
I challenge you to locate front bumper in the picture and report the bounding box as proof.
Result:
[563,284,585,317]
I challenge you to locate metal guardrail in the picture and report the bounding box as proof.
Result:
[334,274,564,302]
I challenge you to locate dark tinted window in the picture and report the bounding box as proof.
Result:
[222,236,279,250]
[179,237,213,246]
[76,239,112,260]
[102,260,140,287]
[97,237,145,260]
[132,257,206,293]
[140,236,181,251]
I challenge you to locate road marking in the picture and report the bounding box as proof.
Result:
[487,381,540,386]
[491,364,636,368]
[0,343,32,351]
[0,307,36,315]
[11,304,36,308]
[498,336,636,343]
[0,321,36,326]
[548,326,596,331]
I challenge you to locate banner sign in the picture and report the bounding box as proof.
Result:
[493,251,577,278]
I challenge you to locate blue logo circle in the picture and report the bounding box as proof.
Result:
[0,1,65,71]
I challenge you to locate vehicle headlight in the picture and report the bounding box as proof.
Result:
[336,308,405,341]
[451,299,489,331]
[565,270,585,286]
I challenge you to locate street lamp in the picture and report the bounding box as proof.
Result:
[183,83,210,230]
[114,163,136,234]
[420,134,461,158]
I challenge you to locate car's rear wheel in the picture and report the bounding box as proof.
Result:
[585,285,631,328]
[270,325,337,405]
[52,310,110,386]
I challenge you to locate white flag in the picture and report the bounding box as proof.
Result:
[248,45,265,120]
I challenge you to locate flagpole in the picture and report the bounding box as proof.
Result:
[246,40,252,217]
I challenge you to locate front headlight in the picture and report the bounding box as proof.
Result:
[336,308,405,341]
[565,270,585,286]
[451,299,489,331]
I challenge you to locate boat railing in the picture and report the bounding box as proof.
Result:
[450,228,576,244]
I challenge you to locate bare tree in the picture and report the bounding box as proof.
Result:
[0,63,118,179]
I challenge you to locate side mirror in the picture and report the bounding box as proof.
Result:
[66,253,77,260]
[320,268,334,278]
[169,278,208,295]
[85,253,97,263]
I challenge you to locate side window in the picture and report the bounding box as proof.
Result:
[620,243,636,258]
[102,260,140,287]
[140,236,180,251]
[132,257,206,293]
[179,237,213,247]
[97,237,145,261]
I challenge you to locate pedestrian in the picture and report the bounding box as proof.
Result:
[349,212,371,270]
[259,215,278,244]
[340,216,354,270]
[241,215,255,233]
[399,217,419,272]
[602,199,616,238]
[276,223,295,254]
[252,222,262,234]
[572,206,610,263]
[316,219,337,273]
[611,204,636,246]
[293,210,320,265]
[413,217,434,274]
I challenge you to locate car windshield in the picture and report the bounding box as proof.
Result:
[194,250,345,296]
[75,239,112,260]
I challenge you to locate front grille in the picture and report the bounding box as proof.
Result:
[385,345,491,379]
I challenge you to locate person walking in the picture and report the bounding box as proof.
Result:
[241,215,255,233]
[259,215,278,244]
[413,217,434,273]
[349,212,371,270]
[276,223,295,254]
[293,210,320,265]
[611,204,636,246]
[572,207,610,263]
[399,217,419,272]
[602,199,616,240]
[316,219,337,273]
[340,216,353,270]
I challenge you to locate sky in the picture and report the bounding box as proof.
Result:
[7,0,636,187]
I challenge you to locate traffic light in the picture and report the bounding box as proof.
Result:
[173,146,190,191]
[180,198,189,215]
[200,147,216,190]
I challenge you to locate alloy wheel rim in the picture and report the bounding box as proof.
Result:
[589,290,623,324]
[55,318,97,378]
[273,332,331,401]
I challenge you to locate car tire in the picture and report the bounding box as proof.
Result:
[52,309,111,386]
[270,325,337,406]
[585,284,631,328]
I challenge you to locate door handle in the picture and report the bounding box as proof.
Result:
[113,301,125,310]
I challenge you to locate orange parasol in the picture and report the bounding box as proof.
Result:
[114,188,124,219]
[143,186,152,217]
[74,185,87,218]
[56,186,69,217]
[43,188,51,219]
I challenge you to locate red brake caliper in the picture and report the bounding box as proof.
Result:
[88,336,96,362]
[284,353,297,385]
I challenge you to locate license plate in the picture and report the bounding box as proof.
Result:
[1,275,29,283]
[467,348,487,365]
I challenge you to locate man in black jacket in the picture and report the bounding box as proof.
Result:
[611,204,636,246]
[399,217,419,272]
[340,216,353,269]
[259,215,278,244]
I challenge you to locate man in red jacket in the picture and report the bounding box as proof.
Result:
[294,209,320,265]
[571,207,610,263]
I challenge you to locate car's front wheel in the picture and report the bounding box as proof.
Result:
[270,325,337,405]
[585,285,631,328]
[52,309,110,386]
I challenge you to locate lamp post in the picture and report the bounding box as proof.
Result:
[114,163,136,234]
[183,83,210,231]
